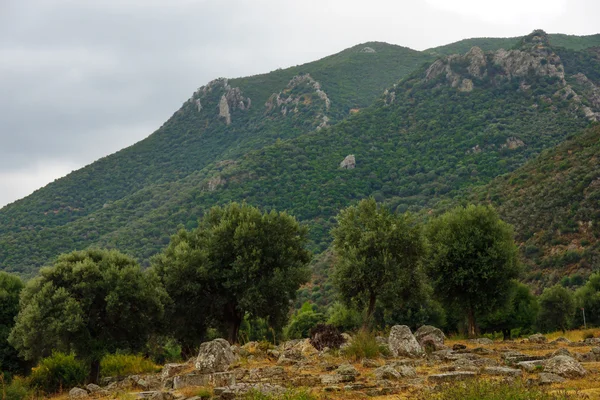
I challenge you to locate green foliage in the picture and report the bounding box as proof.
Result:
[332,198,427,325]
[326,302,363,332]
[0,376,32,400]
[243,388,316,400]
[100,354,160,378]
[538,285,575,333]
[418,379,574,400]
[144,336,182,365]
[8,249,167,382]
[574,273,600,327]
[154,202,311,344]
[341,330,383,361]
[426,205,520,336]
[0,272,26,375]
[284,302,326,340]
[29,352,87,394]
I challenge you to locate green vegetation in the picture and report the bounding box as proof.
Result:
[341,330,384,361]
[538,285,576,333]
[426,205,520,337]
[332,198,426,327]
[8,249,167,383]
[284,302,326,340]
[100,354,160,378]
[28,352,87,395]
[153,202,311,344]
[243,388,316,400]
[418,379,574,400]
[0,272,26,376]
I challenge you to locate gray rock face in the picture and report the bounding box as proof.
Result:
[414,325,446,351]
[388,325,423,358]
[528,334,547,344]
[517,360,545,372]
[173,372,235,389]
[469,338,493,345]
[482,366,522,377]
[336,363,359,377]
[544,355,586,378]
[195,338,238,373]
[340,155,356,169]
[551,336,571,344]
[539,372,566,384]
[360,47,376,53]
[374,365,401,380]
[85,383,102,393]
[428,371,476,383]
[161,363,188,380]
[69,388,89,399]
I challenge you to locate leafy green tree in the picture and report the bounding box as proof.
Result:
[326,302,363,332]
[9,249,167,383]
[573,273,600,327]
[538,284,575,333]
[332,198,427,328]
[479,281,539,339]
[426,204,520,337]
[0,272,26,375]
[154,202,311,344]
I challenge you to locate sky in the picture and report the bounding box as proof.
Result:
[1,0,598,207]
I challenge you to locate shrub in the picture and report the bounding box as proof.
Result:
[418,379,574,399]
[100,354,160,378]
[326,302,362,332]
[244,388,316,400]
[0,376,33,400]
[341,330,382,361]
[309,324,344,351]
[29,352,87,394]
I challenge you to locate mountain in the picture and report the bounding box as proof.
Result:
[1,30,599,277]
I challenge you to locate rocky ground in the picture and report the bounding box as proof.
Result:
[65,326,600,400]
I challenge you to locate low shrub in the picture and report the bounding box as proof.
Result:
[342,330,382,361]
[418,379,574,399]
[29,352,87,394]
[100,354,160,378]
[0,376,33,400]
[309,324,344,351]
[244,388,316,400]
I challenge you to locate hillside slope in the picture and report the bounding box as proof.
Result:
[1,31,599,276]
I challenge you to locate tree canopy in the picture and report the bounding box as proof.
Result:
[154,202,311,344]
[0,272,25,375]
[9,249,167,382]
[332,198,427,327]
[426,204,520,337]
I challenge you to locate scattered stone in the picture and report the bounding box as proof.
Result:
[85,384,102,393]
[414,325,446,351]
[544,355,586,378]
[340,155,356,169]
[161,363,188,380]
[472,347,494,355]
[452,344,467,351]
[69,387,89,399]
[539,372,566,385]
[584,337,600,345]
[388,325,423,358]
[482,367,522,377]
[374,365,401,380]
[195,339,238,373]
[336,363,359,377]
[216,383,285,399]
[549,348,573,358]
[321,374,355,384]
[173,372,235,389]
[428,371,477,383]
[469,338,493,345]
[517,360,545,372]
[529,334,548,344]
[361,358,380,368]
[396,365,417,378]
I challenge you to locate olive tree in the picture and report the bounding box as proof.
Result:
[426,204,520,337]
[0,272,26,375]
[332,198,427,328]
[9,249,167,383]
[154,202,311,344]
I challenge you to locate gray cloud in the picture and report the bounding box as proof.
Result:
[0,0,598,206]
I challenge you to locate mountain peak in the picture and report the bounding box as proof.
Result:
[517,29,550,49]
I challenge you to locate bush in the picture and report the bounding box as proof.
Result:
[418,379,574,399]
[326,302,362,332]
[341,330,383,361]
[0,376,33,400]
[244,388,316,400]
[29,352,87,394]
[309,324,345,351]
[100,354,160,378]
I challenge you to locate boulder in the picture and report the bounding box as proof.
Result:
[469,338,493,345]
[85,384,102,393]
[529,334,547,344]
[551,336,571,344]
[539,372,566,385]
[69,388,89,399]
[414,325,446,351]
[340,155,356,169]
[517,360,545,372]
[336,364,359,377]
[161,363,188,380]
[388,325,423,357]
[428,372,476,383]
[374,365,400,380]
[481,367,522,377]
[195,338,238,373]
[173,372,235,389]
[544,355,586,378]
[452,344,467,351]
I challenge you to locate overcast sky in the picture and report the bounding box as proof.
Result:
[1,0,598,207]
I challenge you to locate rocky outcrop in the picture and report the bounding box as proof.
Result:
[388,325,423,358]
[69,388,89,399]
[195,338,238,373]
[544,355,586,378]
[207,176,226,191]
[414,325,446,351]
[360,47,376,53]
[340,155,356,169]
[188,78,251,125]
[528,333,547,344]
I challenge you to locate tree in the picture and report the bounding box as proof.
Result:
[574,273,600,327]
[285,302,326,339]
[538,284,575,333]
[426,204,520,337]
[154,202,311,344]
[9,249,167,383]
[0,272,26,375]
[479,281,539,339]
[332,198,427,328]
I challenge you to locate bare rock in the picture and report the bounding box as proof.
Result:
[340,155,356,169]
[388,325,423,358]
[195,338,238,373]
[539,372,566,385]
[544,355,586,378]
[374,365,401,380]
[69,388,89,399]
[517,360,545,372]
[469,338,493,345]
[481,367,522,377]
[528,334,547,344]
[336,363,359,377]
[414,325,446,351]
[173,372,235,390]
[161,363,188,380]
[360,47,376,53]
[428,371,476,383]
[85,384,102,393]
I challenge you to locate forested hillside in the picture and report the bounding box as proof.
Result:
[1,30,599,278]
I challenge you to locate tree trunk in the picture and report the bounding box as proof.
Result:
[228,315,242,344]
[89,359,100,384]
[467,308,477,338]
[502,328,511,341]
[362,292,377,331]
